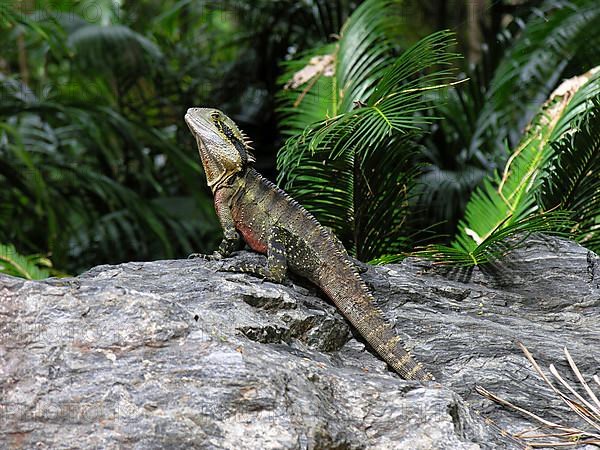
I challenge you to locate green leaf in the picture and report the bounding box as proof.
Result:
[0,243,50,280]
[68,24,164,81]
[419,0,600,236]
[276,0,460,260]
[421,67,600,266]
[540,96,600,253]
[476,0,600,153]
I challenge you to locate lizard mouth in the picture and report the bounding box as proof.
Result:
[184,110,202,134]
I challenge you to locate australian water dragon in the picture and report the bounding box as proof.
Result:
[185,107,434,381]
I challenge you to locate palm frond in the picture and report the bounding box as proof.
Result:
[0,3,50,38]
[419,211,573,266]
[68,24,164,85]
[418,0,600,237]
[277,43,338,138]
[474,0,600,154]
[420,67,599,266]
[285,30,460,162]
[540,96,600,253]
[0,75,218,274]
[0,243,50,280]
[276,0,460,259]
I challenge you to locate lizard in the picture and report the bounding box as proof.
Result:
[184,107,434,382]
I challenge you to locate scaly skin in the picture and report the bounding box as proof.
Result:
[185,107,434,381]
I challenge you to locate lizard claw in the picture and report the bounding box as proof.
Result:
[188,252,223,261]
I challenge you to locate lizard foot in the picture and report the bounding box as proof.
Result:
[220,262,292,286]
[188,251,224,261]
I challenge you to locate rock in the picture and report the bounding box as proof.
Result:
[1,235,598,449]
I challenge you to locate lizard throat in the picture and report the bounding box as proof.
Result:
[197,138,238,192]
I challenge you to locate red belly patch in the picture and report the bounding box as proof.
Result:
[214,189,268,254]
[236,221,268,254]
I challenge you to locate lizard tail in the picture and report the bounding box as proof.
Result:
[319,270,434,382]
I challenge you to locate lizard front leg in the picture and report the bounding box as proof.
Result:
[189,188,240,260]
[222,226,288,283]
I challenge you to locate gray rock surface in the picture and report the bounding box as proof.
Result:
[1,235,599,449]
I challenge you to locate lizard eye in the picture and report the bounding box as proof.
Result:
[210,111,221,122]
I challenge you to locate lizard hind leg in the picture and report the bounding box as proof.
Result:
[222,226,289,284]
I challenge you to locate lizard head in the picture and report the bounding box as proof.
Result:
[185,107,255,192]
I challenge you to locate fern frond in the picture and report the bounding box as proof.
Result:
[475,0,600,152]
[68,24,164,82]
[541,97,600,252]
[276,0,460,259]
[0,243,50,280]
[421,67,600,265]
